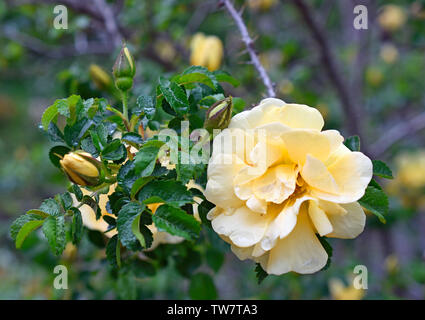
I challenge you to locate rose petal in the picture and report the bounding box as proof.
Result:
[264,208,328,275]
[326,202,366,239]
[211,206,271,247]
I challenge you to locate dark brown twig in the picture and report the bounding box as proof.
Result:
[290,0,364,141]
[219,0,276,97]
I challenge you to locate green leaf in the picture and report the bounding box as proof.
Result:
[358,186,388,223]
[106,235,121,269]
[133,140,165,176]
[39,198,61,216]
[15,220,45,249]
[41,103,59,130]
[158,77,189,116]
[42,215,66,256]
[255,263,268,284]
[101,139,126,161]
[369,179,383,190]
[89,123,108,152]
[318,236,333,270]
[130,176,154,199]
[174,71,215,89]
[117,202,146,251]
[26,209,50,218]
[10,214,44,242]
[70,207,83,245]
[372,160,393,179]
[131,212,153,249]
[189,273,217,300]
[213,70,240,87]
[176,152,206,185]
[138,180,193,207]
[122,132,143,145]
[72,184,83,201]
[153,204,200,241]
[63,118,94,147]
[344,135,360,151]
[135,95,156,119]
[59,192,73,211]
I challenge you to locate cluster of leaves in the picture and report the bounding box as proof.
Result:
[10,66,240,294]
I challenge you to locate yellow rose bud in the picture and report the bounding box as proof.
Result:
[60,151,101,187]
[204,97,233,132]
[190,33,223,71]
[378,5,407,32]
[89,64,112,90]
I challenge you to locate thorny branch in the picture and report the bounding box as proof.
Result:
[219,0,276,98]
[291,0,365,143]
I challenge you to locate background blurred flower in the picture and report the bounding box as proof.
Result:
[328,277,365,300]
[190,33,223,71]
[378,5,407,32]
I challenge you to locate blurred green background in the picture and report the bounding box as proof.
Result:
[1,0,425,299]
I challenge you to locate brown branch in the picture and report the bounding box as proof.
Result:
[2,26,114,58]
[219,0,276,97]
[291,0,364,141]
[94,0,122,47]
[370,111,425,158]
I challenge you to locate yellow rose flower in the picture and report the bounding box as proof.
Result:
[190,33,223,71]
[204,98,373,275]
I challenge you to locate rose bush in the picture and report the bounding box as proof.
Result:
[204,98,373,275]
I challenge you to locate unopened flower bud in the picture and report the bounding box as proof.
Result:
[89,64,112,90]
[113,45,136,92]
[204,97,233,132]
[60,151,102,187]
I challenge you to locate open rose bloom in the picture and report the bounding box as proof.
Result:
[205,98,373,275]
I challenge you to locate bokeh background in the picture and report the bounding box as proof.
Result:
[1,0,425,299]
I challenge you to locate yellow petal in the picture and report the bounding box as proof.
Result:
[279,103,324,130]
[211,206,270,247]
[253,164,297,204]
[205,153,245,208]
[326,202,366,239]
[265,207,328,275]
[301,155,339,194]
[261,195,313,250]
[308,200,333,236]
[282,129,331,164]
[326,152,373,203]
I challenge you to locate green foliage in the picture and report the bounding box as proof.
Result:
[372,160,394,179]
[255,263,268,284]
[42,215,66,256]
[153,204,200,241]
[359,186,388,224]
[189,273,217,300]
[344,135,360,151]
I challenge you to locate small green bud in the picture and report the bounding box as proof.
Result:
[113,45,136,92]
[204,97,233,132]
